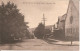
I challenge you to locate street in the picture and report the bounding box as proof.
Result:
[0,39,79,50]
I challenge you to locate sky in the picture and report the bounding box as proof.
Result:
[0,0,69,28]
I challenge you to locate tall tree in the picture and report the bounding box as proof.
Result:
[34,23,45,39]
[0,2,30,42]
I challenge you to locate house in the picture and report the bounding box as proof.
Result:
[45,25,54,32]
[53,14,66,39]
[57,14,67,30]
[65,0,79,40]
[56,14,67,38]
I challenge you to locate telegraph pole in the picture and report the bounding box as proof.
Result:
[70,0,73,46]
[42,14,46,27]
[42,13,46,39]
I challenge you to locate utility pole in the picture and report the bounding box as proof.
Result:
[70,0,73,46]
[42,13,46,39]
[42,13,46,27]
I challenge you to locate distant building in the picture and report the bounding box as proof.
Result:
[54,22,58,29]
[57,14,67,30]
[65,0,79,40]
[28,28,36,38]
[45,25,54,32]
[28,28,36,34]
[54,14,66,38]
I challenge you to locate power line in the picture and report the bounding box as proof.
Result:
[23,2,55,5]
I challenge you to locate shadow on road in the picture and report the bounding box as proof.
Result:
[43,39,79,46]
[0,40,25,47]
[48,42,79,46]
[9,44,13,50]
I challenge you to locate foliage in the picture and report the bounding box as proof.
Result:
[34,23,51,39]
[0,2,30,42]
[34,23,45,39]
[45,29,51,34]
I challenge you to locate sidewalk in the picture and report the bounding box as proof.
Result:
[46,38,79,46]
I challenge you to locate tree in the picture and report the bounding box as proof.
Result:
[0,2,30,43]
[44,29,51,39]
[34,23,45,39]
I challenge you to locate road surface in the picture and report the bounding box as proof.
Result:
[0,39,79,50]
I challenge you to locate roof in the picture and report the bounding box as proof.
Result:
[61,14,67,21]
[58,14,66,22]
[72,0,79,11]
[45,25,53,29]
[69,0,79,11]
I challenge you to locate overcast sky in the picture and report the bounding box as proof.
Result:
[0,0,69,28]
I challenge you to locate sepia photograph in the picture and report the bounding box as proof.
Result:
[0,0,79,50]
